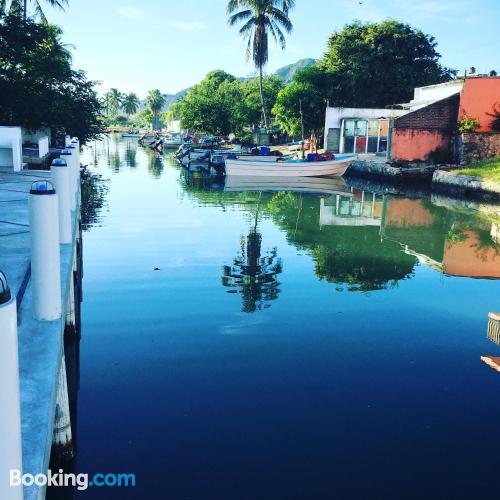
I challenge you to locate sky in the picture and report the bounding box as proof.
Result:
[42,0,500,98]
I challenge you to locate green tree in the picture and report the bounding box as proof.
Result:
[122,92,140,116]
[105,88,123,116]
[273,65,328,149]
[0,11,103,143]
[175,70,242,135]
[146,89,166,130]
[241,74,283,127]
[227,0,294,129]
[318,20,455,107]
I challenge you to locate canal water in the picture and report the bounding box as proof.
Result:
[68,136,500,498]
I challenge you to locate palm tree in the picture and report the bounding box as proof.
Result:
[122,93,140,116]
[105,88,123,116]
[29,0,67,21]
[146,89,166,130]
[227,0,294,129]
[1,0,68,21]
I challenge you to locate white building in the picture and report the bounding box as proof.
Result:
[323,108,407,154]
[323,78,466,154]
[0,126,51,170]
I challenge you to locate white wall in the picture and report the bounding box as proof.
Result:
[0,127,22,171]
[409,80,464,110]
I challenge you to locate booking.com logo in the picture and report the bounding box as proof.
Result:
[10,469,136,491]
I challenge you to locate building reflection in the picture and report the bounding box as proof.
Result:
[481,312,500,373]
[382,197,500,279]
[320,189,383,227]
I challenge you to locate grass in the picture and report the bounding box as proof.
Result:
[454,156,500,183]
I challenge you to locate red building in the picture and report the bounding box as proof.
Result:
[391,76,500,163]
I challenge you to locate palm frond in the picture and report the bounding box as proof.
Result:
[270,19,286,49]
[238,16,255,36]
[228,8,253,26]
[268,7,292,33]
[226,0,243,14]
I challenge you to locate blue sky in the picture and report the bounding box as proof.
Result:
[44,0,499,97]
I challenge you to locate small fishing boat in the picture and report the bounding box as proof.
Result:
[225,154,356,178]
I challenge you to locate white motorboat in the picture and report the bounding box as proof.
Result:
[225,154,356,177]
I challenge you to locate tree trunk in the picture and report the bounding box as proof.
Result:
[258,65,269,129]
[24,0,27,20]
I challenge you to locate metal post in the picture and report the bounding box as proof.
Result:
[0,272,23,500]
[51,158,72,245]
[29,181,62,321]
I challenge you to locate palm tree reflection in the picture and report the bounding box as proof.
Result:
[222,199,282,313]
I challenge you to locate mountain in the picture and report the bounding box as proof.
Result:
[273,58,317,82]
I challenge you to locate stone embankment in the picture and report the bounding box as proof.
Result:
[432,170,500,200]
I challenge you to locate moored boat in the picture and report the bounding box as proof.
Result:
[225,154,356,177]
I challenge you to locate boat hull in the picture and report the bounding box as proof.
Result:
[225,156,355,177]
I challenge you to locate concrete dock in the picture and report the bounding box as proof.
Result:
[0,165,82,500]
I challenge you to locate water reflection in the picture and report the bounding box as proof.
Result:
[222,194,283,313]
[80,167,108,230]
[181,169,499,292]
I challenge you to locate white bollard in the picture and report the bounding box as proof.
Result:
[29,181,62,321]
[0,272,23,500]
[50,158,72,245]
[59,149,76,211]
[65,145,77,209]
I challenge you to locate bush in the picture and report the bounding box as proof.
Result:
[458,116,480,133]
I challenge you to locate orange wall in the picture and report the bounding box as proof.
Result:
[443,231,500,278]
[458,77,500,133]
[391,129,449,161]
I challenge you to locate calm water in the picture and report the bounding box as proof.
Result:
[66,136,500,499]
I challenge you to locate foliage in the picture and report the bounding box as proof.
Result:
[122,92,140,116]
[0,12,104,143]
[227,0,294,127]
[273,65,328,141]
[458,115,480,133]
[103,88,123,116]
[174,71,284,135]
[454,156,500,182]
[1,0,67,22]
[174,70,242,135]
[318,20,456,108]
[146,89,166,130]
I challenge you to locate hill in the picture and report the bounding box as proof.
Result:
[274,58,317,82]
